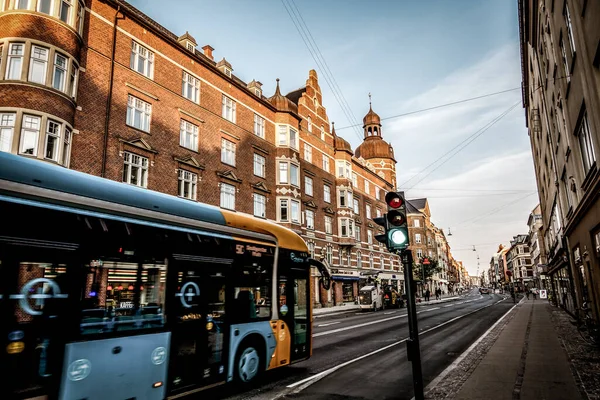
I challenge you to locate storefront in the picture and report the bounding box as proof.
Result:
[379,272,403,294]
[331,269,360,304]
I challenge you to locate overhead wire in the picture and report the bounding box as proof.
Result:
[281,0,364,141]
[400,100,521,190]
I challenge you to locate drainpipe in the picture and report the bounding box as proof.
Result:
[101,5,124,177]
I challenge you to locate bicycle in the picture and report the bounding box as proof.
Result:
[574,302,600,346]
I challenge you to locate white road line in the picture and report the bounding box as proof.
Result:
[443,304,454,308]
[290,297,509,393]
[384,311,397,315]
[313,314,407,337]
[317,322,341,327]
[420,296,523,398]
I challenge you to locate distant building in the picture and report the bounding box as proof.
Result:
[527,204,547,289]
[507,235,533,292]
[518,0,599,319]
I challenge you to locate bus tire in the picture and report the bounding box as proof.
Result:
[234,338,265,384]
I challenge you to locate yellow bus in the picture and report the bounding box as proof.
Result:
[0,152,330,399]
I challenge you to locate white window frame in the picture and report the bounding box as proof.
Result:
[126,95,152,132]
[320,125,325,140]
[355,225,361,242]
[277,161,299,186]
[367,230,373,245]
[220,183,235,210]
[221,138,236,166]
[253,153,265,178]
[304,144,312,162]
[277,125,298,149]
[414,219,420,228]
[353,198,359,214]
[279,198,289,222]
[44,119,61,161]
[323,184,331,203]
[325,216,333,235]
[376,208,382,218]
[253,193,266,218]
[15,0,30,9]
[564,3,576,56]
[59,0,72,24]
[336,160,352,178]
[307,116,312,132]
[352,172,358,188]
[37,0,53,15]
[6,43,24,80]
[178,169,197,200]
[357,251,362,268]
[305,176,313,196]
[0,113,16,153]
[76,0,85,34]
[179,119,198,151]
[69,63,79,99]
[322,155,329,172]
[122,152,148,188]
[253,114,265,138]
[62,127,71,167]
[222,95,236,123]
[19,114,41,156]
[305,209,314,230]
[28,45,48,85]
[182,72,200,103]
[291,199,300,223]
[366,204,371,219]
[578,111,596,173]
[339,218,354,238]
[130,41,154,79]
[415,233,422,244]
[364,180,370,194]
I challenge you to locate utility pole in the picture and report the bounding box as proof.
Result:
[402,249,424,400]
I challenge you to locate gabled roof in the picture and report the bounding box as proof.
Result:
[286,87,306,105]
[406,200,423,214]
[409,198,427,210]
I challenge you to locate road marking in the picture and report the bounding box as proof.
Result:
[313,314,407,337]
[456,302,464,304]
[443,304,454,308]
[317,322,340,327]
[290,297,509,393]
[417,307,440,314]
[420,296,522,399]
[384,311,397,315]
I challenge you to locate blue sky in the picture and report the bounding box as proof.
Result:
[129,0,538,276]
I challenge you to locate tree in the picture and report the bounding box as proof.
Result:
[412,257,442,286]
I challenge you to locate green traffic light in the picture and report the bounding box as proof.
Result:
[390,229,407,245]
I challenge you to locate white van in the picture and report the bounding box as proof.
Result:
[359,285,383,311]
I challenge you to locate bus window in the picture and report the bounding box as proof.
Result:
[80,260,166,335]
[232,263,272,322]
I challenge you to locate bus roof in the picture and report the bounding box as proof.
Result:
[0,152,307,252]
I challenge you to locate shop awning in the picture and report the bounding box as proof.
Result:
[332,275,360,281]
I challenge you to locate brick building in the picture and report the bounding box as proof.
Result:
[518,0,600,320]
[0,0,403,309]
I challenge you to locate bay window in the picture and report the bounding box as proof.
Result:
[52,53,67,92]
[279,198,300,223]
[29,46,49,84]
[44,120,61,161]
[6,43,24,80]
[59,0,72,24]
[277,125,298,149]
[336,160,352,178]
[0,113,15,153]
[338,189,352,208]
[339,218,354,238]
[19,115,40,155]
[278,161,299,186]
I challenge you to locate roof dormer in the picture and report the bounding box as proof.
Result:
[216,58,233,78]
[247,80,263,97]
[178,31,197,53]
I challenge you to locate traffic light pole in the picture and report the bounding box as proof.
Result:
[401,249,424,400]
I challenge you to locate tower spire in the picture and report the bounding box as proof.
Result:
[368,92,372,109]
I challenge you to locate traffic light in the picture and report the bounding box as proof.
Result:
[373,215,389,247]
[385,191,410,252]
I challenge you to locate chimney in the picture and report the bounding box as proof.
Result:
[202,45,214,61]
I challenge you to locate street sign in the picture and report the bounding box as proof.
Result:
[539,289,547,299]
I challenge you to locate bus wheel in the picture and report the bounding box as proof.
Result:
[235,342,263,384]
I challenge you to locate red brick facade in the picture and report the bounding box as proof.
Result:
[0,0,404,308]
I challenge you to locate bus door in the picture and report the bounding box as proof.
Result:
[278,263,310,363]
[167,258,229,394]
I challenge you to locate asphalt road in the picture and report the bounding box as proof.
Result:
[205,288,513,400]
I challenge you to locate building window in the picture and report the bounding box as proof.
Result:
[6,43,24,80]
[222,95,236,123]
[564,3,576,56]
[0,113,15,153]
[76,0,85,34]
[415,233,422,244]
[122,152,148,188]
[178,169,197,200]
[253,193,266,218]
[220,183,235,209]
[291,200,300,223]
[221,139,236,166]
[339,218,354,238]
[322,155,329,172]
[126,95,151,132]
[375,187,380,201]
[44,120,61,161]
[376,208,381,218]
[366,204,371,219]
[308,242,315,259]
[355,225,361,242]
[179,120,198,151]
[357,251,362,268]
[323,184,331,203]
[15,0,29,9]
[19,115,40,155]
[253,153,265,178]
[364,180,370,194]
[254,114,265,138]
[325,216,332,234]
[577,111,596,173]
[306,210,314,230]
[69,63,79,99]
[307,116,312,132]
[417,249,423,259]
[369,253,374,268]
[279,199,289,222]
[380,257,384,270]
[326,246,333,265]
[279,162,288,184]
[367,230,373,245]
[560,37,570,82]
[130,42,154,78]
[59,0,72,24]
[304,144,312,162]
[414,219,420,228]
[186,42,195,52]
[37,0,52,14]
[28,46,48,85]
[278,199,299,222]
[277,161,299,186]
[320,125,325,141]
[182,72,199,103]
[62,127,71,167]
[336,161,352,178]
[277,125,298,149]
[353,198,359,214]
[339,189,352,208]
[352,172,358,188]
[305,176,313,196]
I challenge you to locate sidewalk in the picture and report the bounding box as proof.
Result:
[452,299,582,400]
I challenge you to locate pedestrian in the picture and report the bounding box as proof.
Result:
[526,289,530,300]
[425,289,430,302]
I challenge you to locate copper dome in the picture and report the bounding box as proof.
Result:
[355,137,396,162]
[332,122,353,155]
[363,104,381,127]
[268,79,298,114]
